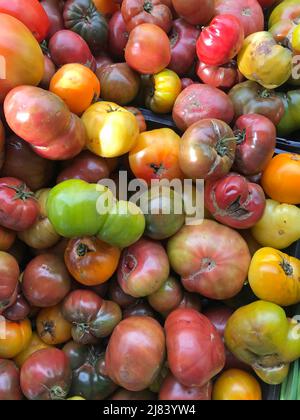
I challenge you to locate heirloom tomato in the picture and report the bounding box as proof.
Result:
[64,237,121,286]
[167,221,251,300]
[108,11,128,59]
[93,0,119,15]
[14,333,51,368]
[276,89,300,136]
[261,153,300,205]
[165,309,225,388]
[40,0,65,39]
[0,227,16,252]
[3,289,31,323]
[20,348,72,400]
[0,318,32,359]
[268,0,300,29]
[37,304,72,346]
[159,374,212,401]
[108,279,137,309]
[105,316,166,391]
[252,200,300,249]
[0,119,4,169]
[129,128,183,184]
[125,23,171,74]
[172,0,214,25]
[213,369,262,400]
[197,15,244,67]
[0,14,44,103]
[125,107,147,132]
[82,101,139,158]
[40,55,56,90]
[123,301,155,319]
[249,247,300,307]
[0,360,22,400]
[148,276,183,316]
[0,251,19,313]
[196,60,244,90]
[50,64,100,115]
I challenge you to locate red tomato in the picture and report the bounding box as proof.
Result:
[20,348,72,400]
[0,178,39,232]
[214,0,264,37]
[159,374,212,400]
[125,23,171,74]
[172,0,214,25]
[0,360,23,400]
[3,289,31,322]
[197,15,245,66]
[0,251,19,314]
[196,60,244,90]
[165,309,225,387]
[0,0,50,42]
[108,11,128,59]
[40,0,65,39]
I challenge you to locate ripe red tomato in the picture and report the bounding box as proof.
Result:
[20,348,72,400]
[0,360,23,400]
[172,0,214,25]
[108,11,128,59]
[0,178,39,232]
[197,14,245,66]
[196,60,244,90]
[125,23,171,74]
[40,0,65,39]
[159,374,212,400]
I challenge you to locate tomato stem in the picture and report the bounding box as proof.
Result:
[144,0,153,13]
[280,257,293,277]
[6,184,35,202]
[77,243,93,257]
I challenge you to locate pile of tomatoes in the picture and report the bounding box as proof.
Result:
[0,0,300,402]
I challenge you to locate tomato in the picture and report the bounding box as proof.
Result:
[93,0,119,15]
[205,173,266,230]
[118,238,170,298]
[172,0,214,25]
[14,332,51,368]
[213,369,262,400]
[18,189,60,250]
[125,107,147,133]
[4,86,86,161]
[258,0,279,7]
[237,31,292,89]
[0,227,16,252]
[62,290,122,344]
[0,178,39,232]
[148,276,183,316]
[97,63,140,106]
[178,292,202,312]
[252,200,300,250]
[108,11,128,59]
[159,374,212,401]
[0,252,19,314]
[37,304,72,346]
[121,0,172,33]
[129,128,183,184]
[95,52,114,71]
[125,23,171,74]
[214,0,264,37]
[249,247,300,307]
[233,114,276,176]
[168,221,251,300]
[0,360,22,400]
[165,309,225,387]
[39,55,56,90]
[0,119,4,170]
[276,89,300,136]
[50,64,100,115]
[40,0,64,39]
[63,0,108,54]
[0,318,32,359]
[196,60,244,90]
[64,237,121,286]
[22,254,71,308]
[82,101,139,158]
[108,279,137,309]
[49,30,96,70]
[179,119,236,181]
[168,19,200,77]
[0,13,44,103]
[20,348,72,400]
[144,69,181,114]
[123,301,155,319]
[262,153,300,205]
[3,288,31,322]
[105,316,165,391]
[173,85,234,132]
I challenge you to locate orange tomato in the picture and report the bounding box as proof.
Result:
[262,153,300,205]
[14,332,50,367]
[36,304,72,346]
[50,63,100,115]
[213,369,262,401]
[0,226,16,251]
[92,0,119,15]
[0,318,32,359]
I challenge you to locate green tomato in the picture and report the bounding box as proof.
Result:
[97,201,145,249]
[276,89,300,136]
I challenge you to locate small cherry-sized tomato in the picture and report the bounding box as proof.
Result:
[64,237,121,286]
[213,369,262,400]
[50,64,100,115]
[262,153,300,205]
[0,359,23,400]
[0,318,32,359]
[197,14,244,67]
[20,348,72,400]
[14,332,51,368]
[36,304,72,346]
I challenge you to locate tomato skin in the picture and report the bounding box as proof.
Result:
[197,15,244,67]
[0,119,4,170]
[262,153,300,205]
[37,304,72,346]
[213,369,262,400]
[64,237,121,286]
[22,254,71,308]
[148,276,183,316]
[159,374,212,401]
[109,279,137,309]
[165,309,225,387]
[121,0,172,33]
[196,60,244,90]
[105,316,166,391]
[125,23,171,74]
[3,289,31,322]
[108,11,128,59]
[123,301,155,319]
[0,252,19,313]
[0,360,23,400]
[40,0,65,39]
[20,348,72,400]
[0,318,32,359]
[14,332,51,368]
[0,227,16,252]
[124,107,147,133]
[172,0,214,25]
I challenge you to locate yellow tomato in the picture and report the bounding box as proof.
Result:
[249,247,300,306]
[82,101,139,158]
[145,69,182,114]
[68,396,86,400]
[213,369,262,401]
[36,305,72,346]
[14,332,51,367]
[0,318,32,359]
